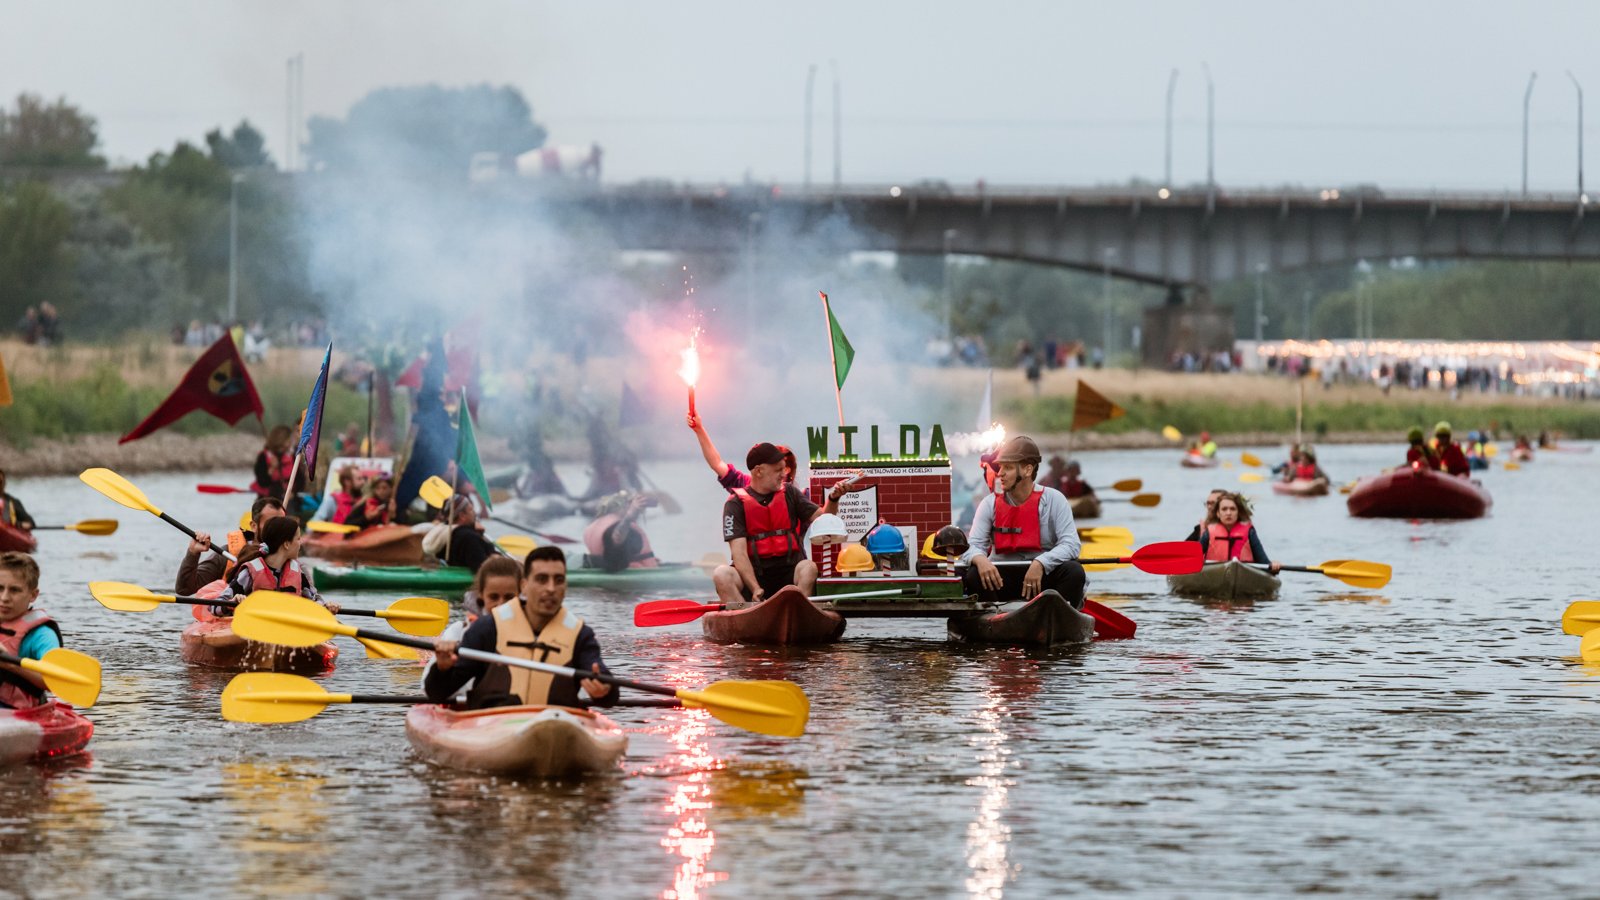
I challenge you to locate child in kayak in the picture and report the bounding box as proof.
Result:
[0,552,60,708]
[212,517,338,616]
[462,555,523,624]
[1198,493,1281,574]
[343,476,396,530]
[0,469,36,533]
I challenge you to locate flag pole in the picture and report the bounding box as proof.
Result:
[820,292,845,437]
[281,451,302,506]
[365,370,376,456]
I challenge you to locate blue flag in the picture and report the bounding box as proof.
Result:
[295,344,331,473]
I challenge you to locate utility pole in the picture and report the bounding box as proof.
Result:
[228,174,243,321]
[1302,288,1312,340]
[1164,68,1178,189]
[804,64,816,193]
[1102,247,1118,360]
[1254,264,1267,342]
[1568,70,1585,201]
[1523,71,1537,197]
[831,60,842,192]
[1202,62,1215,198]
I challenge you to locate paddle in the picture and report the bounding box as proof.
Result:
[87,582,451,637]
[1240,452,1263,468]
[1162,425,1183,442]
[1559,601,1600,636]
[197,484,252,494]
[31,519,118,536]
[993,540,1204,575]
[488,514,578,545]
[634,587,913,627]
[0,648,101,708]
[1078,525,1133,544]
[495,534,538,558]
[221,673,690,723]
[1103,493,1161,507]
[418,475,453,509]
[1582,628,1600,663]
[1078,542,1133,572]
[80,468,232,558]
[1238,472,1266,484]
[230,593,809,737]
[1503,461,1522,471]
[306,521,360,535]
[1261,559,1392,589]
[1082,600,1137,640]
[1107,479,1143,492]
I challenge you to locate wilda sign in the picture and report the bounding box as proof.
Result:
[806,424,948,462]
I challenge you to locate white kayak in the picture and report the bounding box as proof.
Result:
[1166,560,1281,601]
[406,704,627,777]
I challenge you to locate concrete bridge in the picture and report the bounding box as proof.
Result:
[547,182,1600,295]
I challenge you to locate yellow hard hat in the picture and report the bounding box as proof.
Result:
[836,543,874,573]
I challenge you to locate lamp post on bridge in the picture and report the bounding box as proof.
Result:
[942,228,958,343]
[1567,71,1585,203]
[1523,71,1537,197]
[803,64,816,193]
[1201,62,1215,200]
[1102,247,1118,363]
[227,173,243,323]
[1164,68,1178,190]
[1253,264,1268,343]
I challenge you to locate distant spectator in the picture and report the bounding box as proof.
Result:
[15,307,39,344]
[36,303,60,345]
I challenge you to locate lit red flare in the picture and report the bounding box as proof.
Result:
[679,329,701,415]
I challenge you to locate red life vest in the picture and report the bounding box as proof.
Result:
[357,497,391,526]
[582,513,659,568]
[0,609,60,709]
[244,558,307,595]
[331,492,357,524]
[1293,462,1319,481]
[191,579,229,622]
[993,489,1044,554]
[254,451,293,496]
[734,488,799,559]
[1204,522,1255,562]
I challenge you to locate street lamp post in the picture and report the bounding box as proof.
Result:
[1201,62,1215,198]
[942,229,958,342]
[1568,70,1585,202]
[1523,71,1537,197]
[1102,247,1118,362]
[1254,264,1267,342]
[803,64,816,193]
[228,173,243,322]
[1164,68,1178,189]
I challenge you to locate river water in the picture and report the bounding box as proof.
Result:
[1,444,1595,898]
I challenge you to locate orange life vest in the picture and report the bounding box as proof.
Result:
[0,609,60,709]
[734,488,799,559]
[582,514,659,568]
[993,489,1044,554]
[244,558,307,595]
[1204,522,1255,562]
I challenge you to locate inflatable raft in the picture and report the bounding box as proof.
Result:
[1345,467,1492,519]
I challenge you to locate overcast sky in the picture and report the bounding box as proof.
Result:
[7,1,1600,192]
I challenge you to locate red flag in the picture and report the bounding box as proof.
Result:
[119,334,264,444]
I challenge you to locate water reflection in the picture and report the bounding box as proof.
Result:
[707,761,807,820]
[658,709,724,900]
[222,761,331,897]
[965,687,1016,899]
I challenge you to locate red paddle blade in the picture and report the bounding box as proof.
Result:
[633,599,723,627]
[1083,599,1136,640]
[1126,540,1204,575]
[197,484,250,494]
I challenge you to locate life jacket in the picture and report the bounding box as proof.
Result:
[254,451,291,495]
[582,514,659,569]
[1204,522,1255,562]
[224,529,252,579]
[0,609,60,709]
[0,495,15,527]
[357,497,391,526]
[331,492,357,524]
[191,579,229,622]
[1200,440,1218,458]
[1293,462,1319,481]
[734,488,799,559]
[1061,477,1089,499]
[243,558,307,596]
[992,489,1044,555]
[469,599,581,707]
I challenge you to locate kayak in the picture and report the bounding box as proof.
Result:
[1069,494,1101,520]
[0,522,37,554]
[406,704,627,778]
[0,702,93,766]
[702,586,846,646]
[302,524,423,567]
[1346,467,1492,519]
[180,619,339,674]
[946,590,1095,647]
[1272,478,1330,497]
[1511,447,1534,462]
[1181,453,1219,469]
[1167,560,1281,601]
[312,562,707,593]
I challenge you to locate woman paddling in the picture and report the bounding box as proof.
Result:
[1198,492,1281,574]
[212,517,338,615]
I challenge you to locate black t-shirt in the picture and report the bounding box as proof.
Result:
[446,525,496,573]
[722,484,818,571]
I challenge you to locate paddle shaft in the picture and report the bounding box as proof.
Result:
[158,511,232,559]
[145,591,418,622]
[489,515,576,545]
[359,626,679,699]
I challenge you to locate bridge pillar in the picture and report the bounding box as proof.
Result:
[1141,285,1236,368]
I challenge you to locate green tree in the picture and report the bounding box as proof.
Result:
[206,121,273,170]
[0,180,73,321]
[306,84,546,177]
[0,93,104,168]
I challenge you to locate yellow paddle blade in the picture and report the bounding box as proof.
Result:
[222,673,348,723]
[79,467,161,516]
[232,592,355,647]
[357,636,423,660]
[1315,559,1392,589]
[1078,526,1134,544]
[375,597,451,637]
[1484,443,1499,458]
[419,476,453,509]
[1238,472,1266,484]
[1129,493,1162,508]
[66,519,119,536]
[1109,479,1143,492]
[239,510,252,530]
[1161,425,1183,442]
[306,521,360,534]
[24,648,102,708]
[1560,602,1600,636]
[88,580,171,613]
[495,534,539,558]
[1240,452,1263,468]
[1582,628,1600,663]
[1502,461,1521,471]
[676,679,809,738]
[1080,541,1133,571]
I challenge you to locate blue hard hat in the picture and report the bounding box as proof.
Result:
[863,522,907,555]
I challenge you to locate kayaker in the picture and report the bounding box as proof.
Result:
[344,476,396,530]
[1197,431,1218,458]
[0,552,60,709]
[581,492,659,573]
[214,517,338,614]
[311,465,365,525]
[253,426,296,498]
[461,555,524,623]
[1290,448,1329,483]
[1273,445,1303,479]
[686,412,797,492]
[713,442,849,604]
[427,545,616,709]
[1042,455,1068,493]
[1184,489,1226,541]
[176,496,285,595]
[1059,461,1094,500]
[1430,422,1471,477]
[1403,426,1439,470]
[0,469,36,532]
[1198,492,1281,573]
[442,497,498,574]
[959,435,1087,605]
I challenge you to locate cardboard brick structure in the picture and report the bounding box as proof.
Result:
[807,460,953,576]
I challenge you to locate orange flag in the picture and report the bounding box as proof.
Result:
[1071,381,1125,431]
[0,350,11,407]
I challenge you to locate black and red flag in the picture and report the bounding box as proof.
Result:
[119,334,265,444]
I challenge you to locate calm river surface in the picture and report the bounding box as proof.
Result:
[2,444,1596,898]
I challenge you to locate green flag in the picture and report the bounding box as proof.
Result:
[821,291,854,390]
[455,388,492,511]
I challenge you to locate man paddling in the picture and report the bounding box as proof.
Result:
[175,496,284,596]
[0,469,36,533]
[713,442,849,604]
[960,435,1086,605]
[428,546,616,708]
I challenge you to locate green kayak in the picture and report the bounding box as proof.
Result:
[313,563,708,593]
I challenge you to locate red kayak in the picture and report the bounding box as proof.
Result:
[302,524,423,567]
[0,522,37,554]
[702,586,846,646]
[0,701,93,766]
[1346,466,1492,519]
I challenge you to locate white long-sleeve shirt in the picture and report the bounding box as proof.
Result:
[961,485,1080,573]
